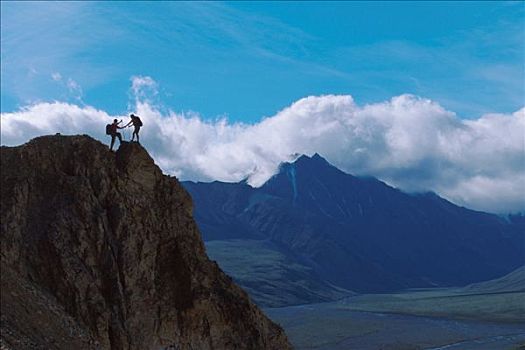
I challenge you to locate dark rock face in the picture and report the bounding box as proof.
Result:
[184,154,525,294]
[0,135,290,350]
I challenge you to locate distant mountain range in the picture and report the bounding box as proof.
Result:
[183,154,525,306]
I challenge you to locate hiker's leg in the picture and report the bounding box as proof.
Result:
[110,135,116,150]
[117,132,122,144]
[135,126,140,143]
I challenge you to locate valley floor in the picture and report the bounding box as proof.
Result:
[266,306,525,350]
[265,290,525,350]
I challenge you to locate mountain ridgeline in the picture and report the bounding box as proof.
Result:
[183,154,524,305]
[0,135,291,350]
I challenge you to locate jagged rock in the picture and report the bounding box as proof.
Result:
[0,135,291,350]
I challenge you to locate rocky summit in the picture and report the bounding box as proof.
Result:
[0,135,290,350]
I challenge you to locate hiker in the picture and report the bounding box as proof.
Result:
[106,119,124,151]
[125,113,143,143]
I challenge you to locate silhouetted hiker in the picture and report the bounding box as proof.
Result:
[125,113,143,143]
[106,119,124,151]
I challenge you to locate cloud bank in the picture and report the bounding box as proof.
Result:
[1,80,524,214]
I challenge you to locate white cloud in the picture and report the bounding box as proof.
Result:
[66,78,83,101]
[130,76,158,102]
[1,85,524,214]
[49,72,84,102]
[51,72,62,81]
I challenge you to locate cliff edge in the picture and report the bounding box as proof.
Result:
[0,135,291,350]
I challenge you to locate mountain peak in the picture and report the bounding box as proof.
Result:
[293,152,329,165]
[312,152,325,160]
[262,152,355,207]
[276,153,333,176]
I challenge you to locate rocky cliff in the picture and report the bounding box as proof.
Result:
[0,135,291,350]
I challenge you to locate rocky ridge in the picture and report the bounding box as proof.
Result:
[0,135,291,350]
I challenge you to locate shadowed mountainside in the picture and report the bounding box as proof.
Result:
[0,135,291,350]
[184,154,525,303]
[204,239,352,307]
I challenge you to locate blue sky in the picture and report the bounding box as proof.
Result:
[2,2,525,213]
[1,1,524,122]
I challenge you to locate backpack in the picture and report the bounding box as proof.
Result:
[134,116,143,127]
[105,124,112,135]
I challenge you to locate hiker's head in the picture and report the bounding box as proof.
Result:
[130,113,135,118]
[113,119,118,124]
